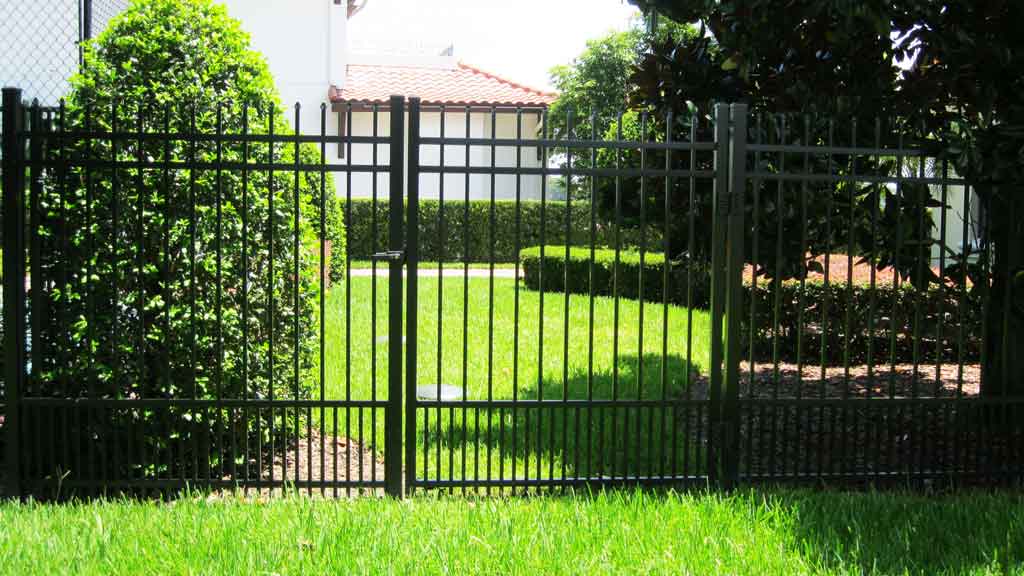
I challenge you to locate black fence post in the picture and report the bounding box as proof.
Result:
[2,87,27,499]
[405,97,420,496]
[708,103,729,488]
[82,0,94,41]
[721,104,748,490]
[385,94,406,498]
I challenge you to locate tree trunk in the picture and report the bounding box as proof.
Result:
[980,190,1024,399]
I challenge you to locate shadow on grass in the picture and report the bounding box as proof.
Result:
[766,490,1024,575]
[417,353,710,480]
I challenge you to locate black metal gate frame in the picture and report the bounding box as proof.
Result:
[398,99,747,494]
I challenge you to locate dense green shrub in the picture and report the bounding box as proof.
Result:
[26,0,341,489]
[742,280,983,366]
[343,198,663,263]
[520,245,712,306]
[522,246,982,365]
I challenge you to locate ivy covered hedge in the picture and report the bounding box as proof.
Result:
[343,198,664,263]
[522,246,982,365]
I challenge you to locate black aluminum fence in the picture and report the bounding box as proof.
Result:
[2,89,1021,499]
[0,0,129,104]
[732,111,1021,485]
[2,89,403,498]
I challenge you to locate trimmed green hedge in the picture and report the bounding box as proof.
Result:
[522,246,983,365]
[520,245,712,306]
[343,199,664,263]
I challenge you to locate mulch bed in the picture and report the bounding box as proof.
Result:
[743,253,951,286]
[219,433,387,498]
[681,362,982,401]
[675,362,1021,484]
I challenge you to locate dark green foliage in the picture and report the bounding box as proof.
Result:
[27,0,342,487]
[522,246,982,365]
[743,280,983,366]
[626,0,1023,396]
[594,111,940,285]
[520,245,710,308]
[898,1,1024,397]
[343,199,662,263]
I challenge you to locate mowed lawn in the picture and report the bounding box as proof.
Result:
[317,275,713,481]
[1,490,1021,575]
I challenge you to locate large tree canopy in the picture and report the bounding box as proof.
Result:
[626,0,1024,398]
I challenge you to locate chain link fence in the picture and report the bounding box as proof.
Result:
[88,0,130,41]
[0,0,130,105]
[2,0,127,420]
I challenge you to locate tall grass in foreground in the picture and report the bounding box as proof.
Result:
[0,490,1020,575]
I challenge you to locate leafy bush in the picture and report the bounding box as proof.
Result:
[344,198,663,263]
[522,246,982,365]
[520,245,712,306]
[742,279,983,366]
[26,0,341,489]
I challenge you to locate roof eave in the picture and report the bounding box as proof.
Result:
[327,92,553,110]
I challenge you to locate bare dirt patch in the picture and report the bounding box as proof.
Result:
[221,433,387,498]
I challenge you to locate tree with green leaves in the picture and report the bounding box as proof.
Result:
[626,0,1023,399]
[547,18,696,205]
[548,17,697,142]
[547,27,639,146]
[31,0,343,483]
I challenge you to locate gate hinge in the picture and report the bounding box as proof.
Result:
[371,249,405,263]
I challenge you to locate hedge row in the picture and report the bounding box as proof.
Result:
[520,245,712,306]
[343,199,664,263]
[521,246,983,365]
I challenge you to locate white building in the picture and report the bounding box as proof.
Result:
[219,0,556,200]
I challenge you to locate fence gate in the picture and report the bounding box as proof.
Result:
[401,98,742,493]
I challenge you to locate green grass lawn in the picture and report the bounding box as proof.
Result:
[319,276,713,482]
[1,490,1020,575]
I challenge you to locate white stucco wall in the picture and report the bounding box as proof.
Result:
[219,0,346,140]
[931,185,983,265]
[340,108,552,201]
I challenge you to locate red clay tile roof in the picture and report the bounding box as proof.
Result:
[329,62,557,106]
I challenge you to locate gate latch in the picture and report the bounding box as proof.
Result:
[371,249,405,263]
